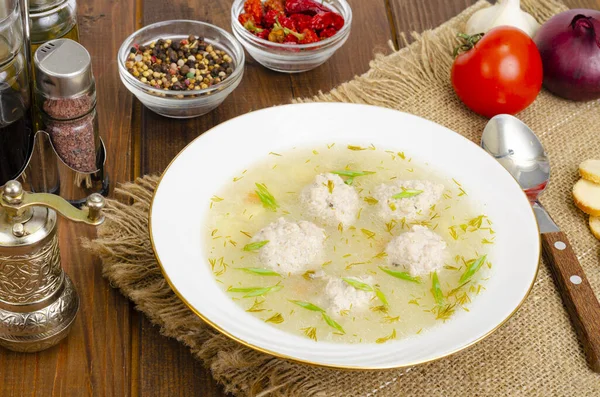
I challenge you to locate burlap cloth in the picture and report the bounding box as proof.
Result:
[84,0,600,395]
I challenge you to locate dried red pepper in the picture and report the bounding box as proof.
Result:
[263,9,282,28]
[319,27,337,39]
[299,28,320,44]
[264,0,285,13]
[238,13,256,26]
[239,0,345,46]
[285,0,330,16]
[290,14,313,31]
[244,0,264,24]
[310,12,344,31]
[278,15,297,31]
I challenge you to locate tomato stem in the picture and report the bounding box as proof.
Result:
[453,32,485,57]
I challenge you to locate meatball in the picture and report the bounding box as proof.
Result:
[251,217,326,275]
[300,173,360,226]
[374,180,444,221]
[385,225,447,276]
[325,276,374,314]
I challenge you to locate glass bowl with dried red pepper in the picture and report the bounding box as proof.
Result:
[231,0,351,73]
[118,20,245,118]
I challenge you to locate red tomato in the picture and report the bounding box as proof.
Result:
[451,26,543,118]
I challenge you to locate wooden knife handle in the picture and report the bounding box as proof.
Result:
[541,231,600,372]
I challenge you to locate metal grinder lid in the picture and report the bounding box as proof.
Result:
[34,38,94,98]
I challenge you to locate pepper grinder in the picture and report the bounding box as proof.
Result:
[0,180,104,352]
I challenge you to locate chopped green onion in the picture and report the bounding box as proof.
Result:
[242,240,269,251]
[289,300,325,312]
[431,272,444,306]
[459,255,487,283]
[291,300,345,333]
[392,189,423,199]
[379,266,421,283]
[322,312,345,334]
[342,278,373,292]
[228,284,282,298]
[254,183,279,211]
[374,287,389,307]
[237,267,280,276]
[331,170,375,177]
[331,170,375,186]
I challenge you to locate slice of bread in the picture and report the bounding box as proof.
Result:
[579,159,600,184]
[589,216,600,241]
[573,179,600,216]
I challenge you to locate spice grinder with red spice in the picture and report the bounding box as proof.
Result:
[33,38,108,206]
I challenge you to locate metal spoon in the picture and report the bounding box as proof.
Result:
[482,114,600,373]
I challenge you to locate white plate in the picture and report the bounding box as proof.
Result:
[150,103,540,369]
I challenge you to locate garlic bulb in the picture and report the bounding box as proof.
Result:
[465,0,540,38]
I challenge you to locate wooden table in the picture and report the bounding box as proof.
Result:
[2,0,598,395]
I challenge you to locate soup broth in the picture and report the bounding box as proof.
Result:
[205,144,494,344]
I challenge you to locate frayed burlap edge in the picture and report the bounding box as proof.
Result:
[85,0,600,396]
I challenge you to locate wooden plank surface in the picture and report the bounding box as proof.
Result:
[1,0,599,396]
[0,0,137,395]
[137,1,391,395]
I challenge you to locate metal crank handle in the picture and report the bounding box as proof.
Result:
[1,180,105,225]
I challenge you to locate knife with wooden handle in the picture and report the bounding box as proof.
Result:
[535,202,600,372]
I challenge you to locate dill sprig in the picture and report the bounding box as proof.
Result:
[301,327,317,341]
[246,299,266,312]
[364,196,379,205]
[375,329,397,344]
[303,270,316,280]
[265,313,284,324]
[361,228,376,239]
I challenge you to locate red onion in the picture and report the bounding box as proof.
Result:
[534,9,600,101]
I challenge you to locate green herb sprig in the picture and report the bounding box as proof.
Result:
[237,267,281,277]
[459,255,487,283]
[379,266,421,284]
[342,278,389,307]
[289,300,345,334]
[228,284,282,298]
[243,240,269,251]
[392,188,423,199]
[331,170,375,185]
[431,271,444,306]
[254,183,279,211]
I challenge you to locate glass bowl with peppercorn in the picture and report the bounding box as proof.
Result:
[118,20,244,118]
[231,0,351,73]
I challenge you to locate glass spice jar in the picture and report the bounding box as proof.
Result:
[0,0,33,186]
[29,0,78,54]
[34,39,100,174]
[0,48,33,185]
